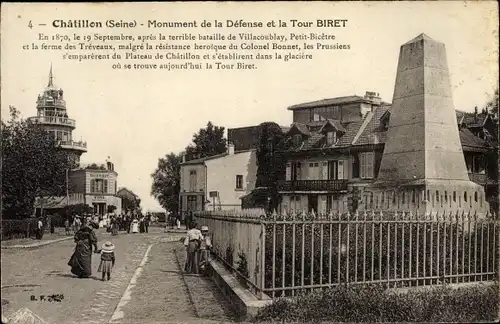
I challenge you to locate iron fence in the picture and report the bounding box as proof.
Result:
[195,209,500,300]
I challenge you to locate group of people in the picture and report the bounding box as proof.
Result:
[183,222,212,275]
[67,217,117,281]
[107,214,152,234]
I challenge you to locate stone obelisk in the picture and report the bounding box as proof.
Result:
[371,33,489,216]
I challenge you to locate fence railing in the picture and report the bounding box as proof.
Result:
[195,209,500,300]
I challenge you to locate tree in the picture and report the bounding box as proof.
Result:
[151,153,182,213]
[122,195,141,214]
[255,122,286,212]
[107,205,117,213]
[185,121,227,161]
[484,88,499,115]
[2,106,72,219]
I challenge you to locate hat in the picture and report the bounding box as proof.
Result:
[102,241,115,252]
[201,226,209,231]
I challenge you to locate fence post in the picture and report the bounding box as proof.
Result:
[260,215,266,300]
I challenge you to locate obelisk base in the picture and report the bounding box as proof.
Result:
[358,179,490,218]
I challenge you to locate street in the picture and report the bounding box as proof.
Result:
[1,227,236,324]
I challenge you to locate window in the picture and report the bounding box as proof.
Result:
[352,154,360,178]
[474,192,478,202]
[359,152,374,179]
[293,134,302,146]
[90,179,108,193]
[290,195,302,211]
[453,191,456,202]
[464,192,467,202]
[327,131,337,146]
[326,195,339,212]
[291,162,301,180]
[56,131,63,141]
[189,170,197,192]
[236,175,243,189]
[187,195,197,211]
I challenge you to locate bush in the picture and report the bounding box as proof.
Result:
[254,283,499,323]
[1,218,38,240]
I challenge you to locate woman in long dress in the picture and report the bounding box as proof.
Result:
[131,219,139,233]
[68,220,98,278]
[111,217,119,236]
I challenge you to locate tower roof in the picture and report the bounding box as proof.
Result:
[45,64,58,90]
[403,33,435,45]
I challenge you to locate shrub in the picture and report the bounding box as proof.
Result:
[254,283,499,323]
[1,218,38,240]
[263,212,497,296]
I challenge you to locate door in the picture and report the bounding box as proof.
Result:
[328,161,338,180]
[308,195,318,213]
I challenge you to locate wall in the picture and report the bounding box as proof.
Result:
[69,170,86,193]
[85,169,118,194]
[180,163,206,194]
[205,150,257,209]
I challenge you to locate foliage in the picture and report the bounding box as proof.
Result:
[484,88,499,115]
[255,122,286,212]
[122,195,141,214]
[185,121,227,161]
[150,153,182,213]
[1,219,39,240]
[2,106,73,219]
[62,203,93,217]
[236,251,250,289]
[107,205,117,213]
[254,283,499,323]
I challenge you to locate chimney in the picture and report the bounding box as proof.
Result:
[182,154,186,163]
[364,91,382,105]
[228,142,235,155]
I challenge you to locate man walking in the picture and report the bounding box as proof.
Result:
[183,222,203,274]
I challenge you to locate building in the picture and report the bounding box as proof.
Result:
[68,161,122,215]
[32,67,122,216]
[28,65,87,167]
[276,34,497,216]
[179,142,257,215]
[116,187,141,214]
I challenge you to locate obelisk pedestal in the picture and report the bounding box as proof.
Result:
[363,34,489,217]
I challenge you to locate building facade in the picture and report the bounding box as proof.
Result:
[116,187,141,215]
[276,91,497,214]
[69,161,122,215]
[179,143,257,214]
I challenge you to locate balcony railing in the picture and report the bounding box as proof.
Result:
[29,116,75,127]
[469,172,487,185]
[278,179,348,192]
[58,140,87,151]
[37,98,66,109]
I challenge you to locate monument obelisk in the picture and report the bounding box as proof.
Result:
[372,33,489,216]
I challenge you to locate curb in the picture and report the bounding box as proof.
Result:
[1,236,73,249]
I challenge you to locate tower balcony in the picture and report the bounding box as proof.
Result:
[29,116,75,128]
[277,179,349,192]
[58,140,87,152]
[37,98,66,109]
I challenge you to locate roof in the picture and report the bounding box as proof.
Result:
[318,119,347,133]
[117,187,139,198]
[404,33,435,45]
[287,122,311,136]
[227,125,290,151]
[281,105,491,153]
[287,95,369,110]
[181,152,229,165]
[456,111,491,128]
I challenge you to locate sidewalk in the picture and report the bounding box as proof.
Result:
[174,245,237,322]
[1,227,108,249]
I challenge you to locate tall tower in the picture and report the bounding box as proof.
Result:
[29,65,87,167]
[371,34,489,216]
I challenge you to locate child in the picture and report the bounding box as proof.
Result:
[98,241,115,281]
[64,218,70,235]
[199,226,212,275]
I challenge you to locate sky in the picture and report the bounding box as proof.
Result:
[1,2,498,212]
